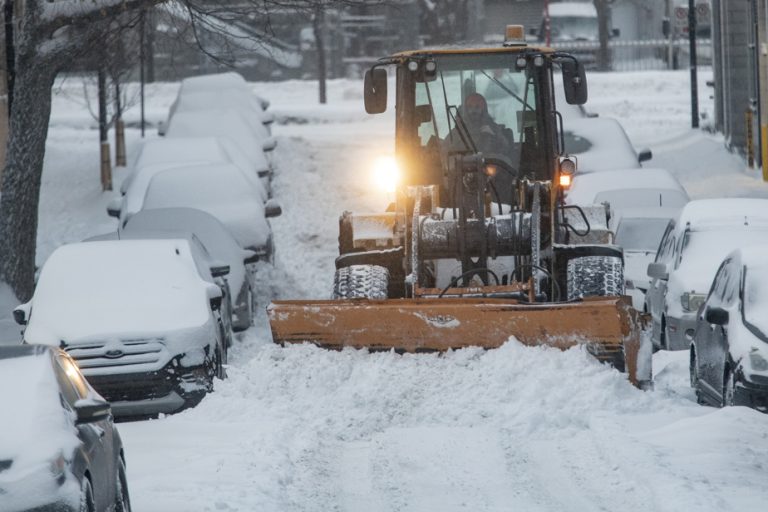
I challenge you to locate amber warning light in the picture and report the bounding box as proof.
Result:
[504,25,526,46]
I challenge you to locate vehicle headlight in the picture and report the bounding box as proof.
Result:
[749,351,768,372]
[372,156,401,193]
[681,292,706,312]
[49,453,67,483]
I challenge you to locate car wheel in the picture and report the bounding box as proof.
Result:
[722,366,736,407]
[115,458,131,512]
[79,477,95,512]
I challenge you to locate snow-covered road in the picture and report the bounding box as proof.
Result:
[23,71,768,511]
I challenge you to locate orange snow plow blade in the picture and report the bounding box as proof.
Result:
[268,296,645,386]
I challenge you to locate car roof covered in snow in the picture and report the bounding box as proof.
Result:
[174,90,273,123]
[25,240,212,345]
[564,117,640,173]
[179,72,269,109]
[678,198,768,231]
[567,167,688,206]
[548,2,597,17]
[143,167,269,251]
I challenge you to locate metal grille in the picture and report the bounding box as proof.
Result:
[66,338,165,370]
[87,371,175,403]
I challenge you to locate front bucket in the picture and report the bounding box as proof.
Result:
[268,296,646,386]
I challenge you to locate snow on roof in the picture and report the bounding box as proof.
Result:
[25,240,211,345]
[567,168,688,205]
[679,198,768,230]
[564,117,640,173]
[548,2,598,18]
[166,109,270,163]
[124,208,248,298]
[179,73,269,109]
[175,90,271,123]
[143,167,270,251]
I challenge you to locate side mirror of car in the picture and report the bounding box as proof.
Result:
[243,250,260,265]
[647,262,669,281]
[74,398,111,424]
[612,28,621,38]
[207,285,223,311]
[637,148,653,163]
[157,120,167,137]
[261,111,275,126]
[705,306,729,326]
[364,68,388,114]
[262,137,278,152]
[106,197,122,219]
[12,303,30,325]
[264,198,282,218]
[210,263,230,278]
[257,168,272,178]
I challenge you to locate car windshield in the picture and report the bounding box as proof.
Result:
[615,218,670,251]
[551,17,598,41]
[743,266,768,342]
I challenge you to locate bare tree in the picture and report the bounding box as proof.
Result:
[0,0,379,302]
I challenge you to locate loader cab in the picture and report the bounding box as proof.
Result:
[365,36,587,206]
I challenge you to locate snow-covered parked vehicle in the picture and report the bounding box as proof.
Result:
[13,240,228,418]
[175,71,270,111]
[690,246,768,411]
[0,344,130,512]
[645,199,768,351]
[563,117,652,174]
[141,165,280,263]
[122,208,258,332]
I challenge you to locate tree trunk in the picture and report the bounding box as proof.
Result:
[313,7,327,105]
[0,61,56,301]
[594,0,611,71]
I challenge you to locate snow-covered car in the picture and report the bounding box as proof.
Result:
[169,89,275,134]
[122,208,258,332]
[14,240,228,418]
[177,71,270,110]
[0,344,130,512]
[165,110,276,192]
[690,246,768,411]
[120,136,269,200]
[645,199,768,351]
[563,118,652,174]
[141,165,279,262]
[565,167,689,208]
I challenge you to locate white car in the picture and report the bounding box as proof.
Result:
[645,198,768,351]
[564,118,652,174]
[177,72,270,110]
[142,165,278,261]
[123,208,259,332]
[14,239,228,417]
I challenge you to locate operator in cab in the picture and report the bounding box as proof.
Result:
[445,92,515,156]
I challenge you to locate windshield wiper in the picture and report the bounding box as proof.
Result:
[480,70,534,111]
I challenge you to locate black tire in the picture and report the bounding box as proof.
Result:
[115,458,132,512]
[332,265,389,300]
[79,477,95,512]
[566,255,623,301]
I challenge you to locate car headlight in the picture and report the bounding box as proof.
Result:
[49,452,67,483]
[681,292,706,312]
[749,351,768,372]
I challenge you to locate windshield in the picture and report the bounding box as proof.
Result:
[551,17,599,41]
[615,218,670,251]
[744,267,768,342]
[411,53,549,200]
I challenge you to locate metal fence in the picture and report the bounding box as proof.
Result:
[551,38,713,72]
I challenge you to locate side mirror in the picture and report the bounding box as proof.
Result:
[611,28,621,38]
[261,111,275,126]
[74,398,111,424]
[106,197,122,219]
[705,306,729,326]
[13,303,30,326]
[207,284,223,310]
[243,249,260,265]
[261,137,278,152]
[647,262,669,281]
[561,59,588,105]
[264,198,282,218]
[364,68,388,114]
[210,263,230,278]
[157,120,167,137]
[257,168,272,178]
[662,18,671,38]
[638,148,653,163]
[528,27,538,36]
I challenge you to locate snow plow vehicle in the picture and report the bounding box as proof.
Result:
[269,26,651,386]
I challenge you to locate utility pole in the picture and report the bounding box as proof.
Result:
[688,0,699,128]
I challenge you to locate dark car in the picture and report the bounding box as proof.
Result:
[690,247,768,412]
[0,344,130,512]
